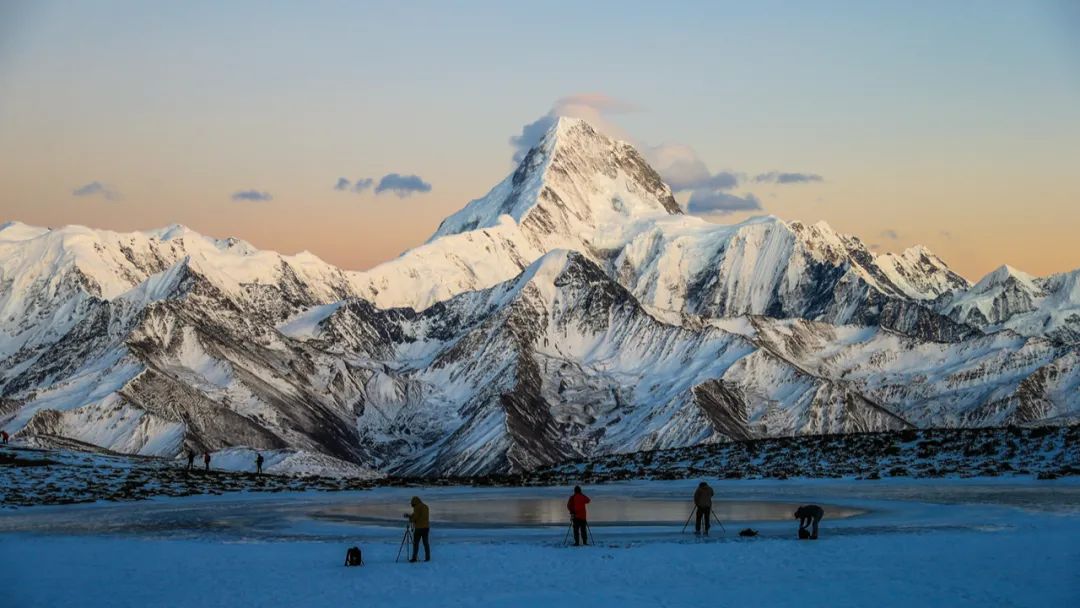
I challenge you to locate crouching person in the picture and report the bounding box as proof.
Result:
[794,505,824,540]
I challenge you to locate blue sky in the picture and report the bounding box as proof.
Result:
[1,0,1078,277]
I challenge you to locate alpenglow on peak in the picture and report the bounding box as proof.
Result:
[429,116,682,243]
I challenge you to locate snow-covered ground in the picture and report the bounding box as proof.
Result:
[3,479,1078,607]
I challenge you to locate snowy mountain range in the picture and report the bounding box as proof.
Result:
[1,117,1077,475]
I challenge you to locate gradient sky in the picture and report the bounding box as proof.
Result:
[1,0,1078,280]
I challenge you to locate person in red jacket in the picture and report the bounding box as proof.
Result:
[203,452,211,472]
[566,485,591,546]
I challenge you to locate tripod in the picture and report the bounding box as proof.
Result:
[563,517,596,546]
[395,522,414,563]
[681,505,726,535]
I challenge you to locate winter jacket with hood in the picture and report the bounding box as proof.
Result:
[409,497,430,528]
[567,491,591,520]
[694,484,714,509]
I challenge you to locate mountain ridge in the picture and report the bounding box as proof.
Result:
[1,117,1077,475]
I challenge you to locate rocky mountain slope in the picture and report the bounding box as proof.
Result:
[0,117,1076,475]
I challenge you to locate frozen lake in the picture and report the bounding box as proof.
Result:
[2,478,1075,542]
[314,496,864,527]
[3,479,1078,608]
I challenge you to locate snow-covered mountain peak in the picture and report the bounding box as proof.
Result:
[0,221,52,242]
[429,116,681,244]
[875,244,970,300]
[973,264,1039,292]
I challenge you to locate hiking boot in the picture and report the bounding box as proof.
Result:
[425,557,431,562]
[409,558,417,563]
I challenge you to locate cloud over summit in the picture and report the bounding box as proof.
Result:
[510,93,636,163]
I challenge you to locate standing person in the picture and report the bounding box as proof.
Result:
[405,496,431,562]
[186,449,195,471]
[567,485,591,546]
[255,453,264,476]
[693,481,715,535]
[203,452,211,472]
[1,430,9,444]
[794,505,825,540]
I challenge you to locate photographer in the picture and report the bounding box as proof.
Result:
[404,496,431,562]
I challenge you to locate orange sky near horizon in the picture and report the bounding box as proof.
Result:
[2,155,1078,283]
[2,1,1078,283]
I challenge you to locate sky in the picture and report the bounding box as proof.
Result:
[1,0,1078,280]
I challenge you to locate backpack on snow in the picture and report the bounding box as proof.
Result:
[344,546,364,567]
[738,528,759,537]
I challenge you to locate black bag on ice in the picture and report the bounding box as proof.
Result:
[345,546,363,566]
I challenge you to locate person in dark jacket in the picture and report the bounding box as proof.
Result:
[794,505,825,539]
[693,481,715,535]
[203,452,211,472]
[186,449,195,471]
[406,496,431,562]
[255,453,264,475]
[567,486,592,546]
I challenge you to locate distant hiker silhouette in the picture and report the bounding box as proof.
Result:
[203,452,211,472]
[255,453,264,475]
[0,430,8,444]
[186,449,195,471]
[693,481,714,535]
[794,505,824,540]
[567,486,591,546]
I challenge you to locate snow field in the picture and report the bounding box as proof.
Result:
[4,510,1077,607]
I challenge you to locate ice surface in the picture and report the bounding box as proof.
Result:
[2,479,1077,607]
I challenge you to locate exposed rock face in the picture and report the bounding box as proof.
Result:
[0,119,1076,475]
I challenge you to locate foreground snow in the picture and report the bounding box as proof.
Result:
[2,479,1078,607]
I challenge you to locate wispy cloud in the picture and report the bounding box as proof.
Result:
[686,191,762,215]
[646,143,742,193]
[335,177,374,193]
[231,190,272,202]
[510,93,637,162]
[754,172,823,184]
[72,181,119,201]
[880,229,900,240]
[374,173,432,197]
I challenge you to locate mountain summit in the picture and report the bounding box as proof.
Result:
[431,117,682,242]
